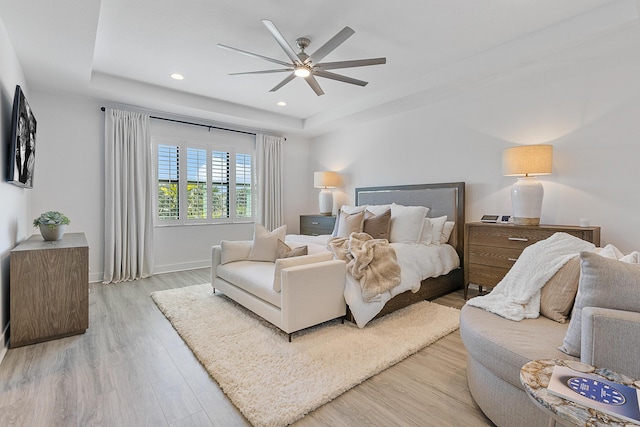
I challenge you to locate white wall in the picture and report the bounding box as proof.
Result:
[28,90,312,280]
[310,25,640,253]
[0,15,29,361]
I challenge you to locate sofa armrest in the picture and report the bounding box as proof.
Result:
[211,245,222,286]
[280,260,347,333]
[581,307,640,379]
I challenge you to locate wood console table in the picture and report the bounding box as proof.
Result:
[10,232,89,347]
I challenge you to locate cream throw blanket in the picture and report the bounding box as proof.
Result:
[329,232,401,302]
[466,232,595,321]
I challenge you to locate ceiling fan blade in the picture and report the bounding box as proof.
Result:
[229,69,292,76]
[269,73,296,92]
[306,26,355,65]
[261,20,302,65]
[314,70,368,87]
[316,57,386,70]
[217,44,292,67]
[304,75,325,96]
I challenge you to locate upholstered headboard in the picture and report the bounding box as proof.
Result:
[355,182,465,261]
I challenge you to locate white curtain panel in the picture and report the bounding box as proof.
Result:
[256,134,284,230]
[103,108,154,284]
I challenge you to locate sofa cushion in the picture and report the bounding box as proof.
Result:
[460,304,577,391]
[216,261,281,308]
[560,251,640,356]
[276,240,307,259]
[248,223,287,262]
[220,240,252,264]
[540,256,580,323]
[273,252,334,292]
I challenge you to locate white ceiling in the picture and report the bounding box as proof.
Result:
[0,0,637,136]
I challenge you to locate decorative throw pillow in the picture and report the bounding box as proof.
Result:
[332,205,366,236]
[390,203,429,243]
[335,210,365,238]
[248,223,287,262]
[220,240,252,264]
[365,204,391,216]
[559,251,640,356]
[363,208,391,240]
[276,240,308,259]
[440,221,455,244]
[540,257,580,323]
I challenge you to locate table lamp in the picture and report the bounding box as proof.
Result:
[502,144,553,225]
[314,171,338,215]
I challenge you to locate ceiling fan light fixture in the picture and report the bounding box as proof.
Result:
[294,65,311,78]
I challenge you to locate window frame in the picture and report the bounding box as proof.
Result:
[153,137,255,226]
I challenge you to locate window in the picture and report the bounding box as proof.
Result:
[155,139,254,225]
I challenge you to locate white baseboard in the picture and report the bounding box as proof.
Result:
[89,260,210,284]
[154,260,210,275]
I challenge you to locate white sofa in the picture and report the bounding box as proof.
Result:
[461,250,640,427]
[211,242,347,340]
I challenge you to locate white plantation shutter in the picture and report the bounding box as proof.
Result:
[157,144,179,220]
[211,150,230,219]
[236,153,252,219]
[186,147,207,219]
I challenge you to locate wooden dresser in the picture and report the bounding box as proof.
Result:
[10,232,89,347]
[464,222,600,299]
[300,214,336,236]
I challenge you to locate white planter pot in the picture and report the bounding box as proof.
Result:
[39,224,66,241]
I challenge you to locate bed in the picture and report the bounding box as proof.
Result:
[288,182,465,326]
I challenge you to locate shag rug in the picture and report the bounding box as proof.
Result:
[151,284,460,427]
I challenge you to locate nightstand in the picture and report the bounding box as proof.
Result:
[464,222,600,299]
[300,214,336,236]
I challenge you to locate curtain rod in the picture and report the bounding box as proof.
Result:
[100,107,285,140]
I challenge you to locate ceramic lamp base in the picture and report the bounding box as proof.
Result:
[511,177,543,226]
[318,189,333,216]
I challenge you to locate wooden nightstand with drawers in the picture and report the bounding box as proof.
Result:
[300,215,336,236]
[464,222,600,299]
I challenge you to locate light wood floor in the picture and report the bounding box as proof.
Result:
[0,269,494,427]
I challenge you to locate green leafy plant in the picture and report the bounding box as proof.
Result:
[33,211,71,229]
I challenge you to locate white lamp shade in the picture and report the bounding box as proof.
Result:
[314,171,339,188]
[502,144,553,176]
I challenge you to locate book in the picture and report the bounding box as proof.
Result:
[547,365,640,424]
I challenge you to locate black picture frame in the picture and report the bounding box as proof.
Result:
[7,85,37,188]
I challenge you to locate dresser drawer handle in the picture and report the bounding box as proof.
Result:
[508,237,528,242]
[508,258,518,262]
[311,221,320,225]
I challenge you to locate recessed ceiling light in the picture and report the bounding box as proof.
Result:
[170,73,184,80]
[277,101,287,107]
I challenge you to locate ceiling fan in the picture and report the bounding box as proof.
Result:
[217,20,386,96]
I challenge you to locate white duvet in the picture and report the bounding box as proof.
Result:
[286,234,460,327]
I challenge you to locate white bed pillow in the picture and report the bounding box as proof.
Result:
[390,203,429,243]
[428,216,448,246]
[419,216,449,245]
[419,218,434,245]
[440,221,455,244]
[248,223,287,262]
[332,205,366,236]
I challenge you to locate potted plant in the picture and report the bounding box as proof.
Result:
[33,211,71,241]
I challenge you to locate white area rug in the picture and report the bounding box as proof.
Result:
[151,284,460,427]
